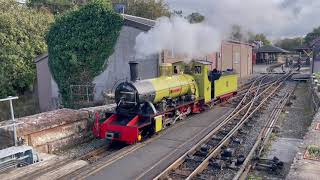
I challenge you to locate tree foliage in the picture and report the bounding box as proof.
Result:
[46,1,123,107]
[249,33,271,45]
[230,25,244,41]
[0,0,54,98]
[275,37,304,51]
[28,0,87,14]
[186,12,205,24]
[229,25,271,45]
[112,0,170,19]
[305,26,320,46]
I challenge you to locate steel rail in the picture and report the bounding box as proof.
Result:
[186,80,285,180]
[234,83,296,180]
[184,79,271,180]
[155,75,285,180]
[153,81,261,180]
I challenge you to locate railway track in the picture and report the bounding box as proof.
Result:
[17,143,119,180]
[235,82,297,180]
[154,73,292,180]
[16,74,289,180]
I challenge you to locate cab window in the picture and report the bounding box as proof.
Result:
[194,66,202,74]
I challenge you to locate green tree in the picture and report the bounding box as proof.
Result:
[275,37,304,51]
[173,10,183,17]
[249,33,271,45]
[305,26,320,45]
[186,12,205,24]
[28,0,111,14]
[113,0,170,20]
[230,25,243,41]
[46,1,123,107]
[0,0,54,98]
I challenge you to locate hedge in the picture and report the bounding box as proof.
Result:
[46,1,123,107]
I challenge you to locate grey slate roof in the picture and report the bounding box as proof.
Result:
[310,37,320,47]
[122,14,155,31]
[257,45,289,53]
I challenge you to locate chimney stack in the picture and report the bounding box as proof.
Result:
[128,61,139,82]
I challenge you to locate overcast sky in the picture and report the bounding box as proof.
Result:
[165,0,320,39]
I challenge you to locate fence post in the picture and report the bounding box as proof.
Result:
[0,96,19,146]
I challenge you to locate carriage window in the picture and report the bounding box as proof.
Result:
[173,66,178,74]
[194,66,202,74]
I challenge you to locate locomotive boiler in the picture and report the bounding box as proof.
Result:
[115,62,199,115]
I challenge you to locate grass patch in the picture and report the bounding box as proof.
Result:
[307,145,320,159]
[248,174,263,180]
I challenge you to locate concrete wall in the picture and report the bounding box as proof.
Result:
[36,56,51,112]
[36,55,59,112]
[93,25,159,101]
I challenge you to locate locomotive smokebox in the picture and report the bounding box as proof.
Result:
[129,61,139,82]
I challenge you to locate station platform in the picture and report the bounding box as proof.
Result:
[78,106,233,180]
[286,79,320,180]
[286,109,320,180]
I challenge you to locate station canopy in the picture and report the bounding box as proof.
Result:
[257,45,289,54]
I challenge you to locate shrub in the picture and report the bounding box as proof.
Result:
[0,0,54,98]
[46,0,123,107]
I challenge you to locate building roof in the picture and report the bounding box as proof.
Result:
[310,37,320,47]
[224,40,254,47]
[293,45,312,52]
[194,60,212,65]
[257,45,289,53]
[35,53,48,63]
[122,14,155,31]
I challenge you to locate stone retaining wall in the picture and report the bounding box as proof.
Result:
[0,104,116,153]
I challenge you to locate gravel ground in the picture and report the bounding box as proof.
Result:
[197,79,289,179]
[55,138,107,159]
[249,81,314,179]
[277,82,313,139]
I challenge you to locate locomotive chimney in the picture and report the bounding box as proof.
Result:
[129,61,139,82]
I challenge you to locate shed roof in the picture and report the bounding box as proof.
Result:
[35,53,48,63]
[257,45,289,53]
[122,14,155,31]
[194,60,212,65]
[224,40,254,47]
[294,45,311,52]
[310,37,320,47]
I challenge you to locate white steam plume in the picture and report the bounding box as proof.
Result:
[167,0,320,38]
[135,0,320,59]
[135,16,221,59]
